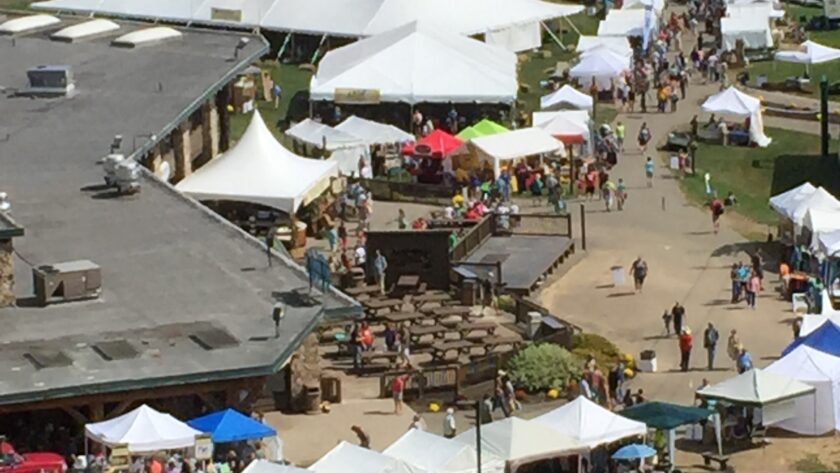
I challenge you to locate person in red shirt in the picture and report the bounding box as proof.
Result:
[710,198,724,234]
[679,327,693,372]
[392,374,408,414]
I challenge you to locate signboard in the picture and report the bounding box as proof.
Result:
[305,249,332,292]
[211,8,243,22]
[108,443,130,473]
[194,435,214,461]
[826,0,840,19]
[334,88,381,105]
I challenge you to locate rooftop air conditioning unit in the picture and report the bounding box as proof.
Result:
[102,153,141,194]
[19,65,75,97]
[32,260,101,306]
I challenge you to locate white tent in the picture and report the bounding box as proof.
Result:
[576,35,633,57]
[727,3,784,19]
[533,396,647,448]
[788,187,840,229]
[384,429,505,473]
[818,230,840,257]
[311,441,424,473]
[721,16,773,50]
[85,404,201,453]
[532,110,592,154]
[310,21,518,105]
[176,111,337,213]
[804,208,840,249]
[569,47,630,90]
[776,40,840,64]
[454,417,585,472]
[539,85,594,111]
[766,345,840,435]
[622,0,665,12]
[701,86,771,147]
[242,460,312,473]
[286,119,371,176]
[800,292,840,336]
[770,182,817,220]
[335,116,415,145]
[596,9,654,37]
[469,127,564,177]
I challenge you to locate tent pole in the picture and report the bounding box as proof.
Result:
[311,34,328,64]
[563,16,582,38]
[276,33,292,62]
[541,21,567,51]
[667,429,675,473]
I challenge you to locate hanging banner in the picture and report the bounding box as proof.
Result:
[211,8,243,22]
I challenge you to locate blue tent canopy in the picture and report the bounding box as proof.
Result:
[619,401,711,430]
[188,409,276,443]
[783,320,840,357]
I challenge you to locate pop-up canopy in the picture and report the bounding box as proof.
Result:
[335,116,415,145]
[85,404,201,453]
[696,368,815,407]
[533,396,647,448]
[770,182,817,220]
[311,441,423,473]
[287,119,366,151]
[784,320,840,357]
[176,111,337,213]
[310,21,518,105]
[766,345,840,435]
[818,230,840,257]
[721,15,773,50]
[788,187,840,229]
[187,409,276,443]
[457,119,510,140]
[469,127,564,177]
[569,47,630,90]
[539,84,594,111]
[776,40,840,64]
[402,130,464,157]
[532,110,591,145]
[384,429,504,473]
[804,208,840,250]
[242,460,311,473]
[701,86,771,147]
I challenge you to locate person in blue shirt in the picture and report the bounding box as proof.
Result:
[737,346,753,374]
[644,157,655,188]
[373,250,388,295]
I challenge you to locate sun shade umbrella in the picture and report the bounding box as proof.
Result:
[611,444,657,460]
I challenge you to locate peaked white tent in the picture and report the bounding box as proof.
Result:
[311,441,424,473]
[384,429,504,473]
[540,85,594,111]
[532,110,592,153]
[310,21,518,105]
[176,111,337,213]
[800,293,840,336]
[85,404,201,453]
[242,460,312,473]
[766,345,840,435]
[469,127,564,178]
[569,47,630,90]
[576,35,633,57]
[788,187,840,229]
[804,208,840,249]
[721,16,773,50]
[776,40,840,64]
[770,182,817,220]
[701,86,771,147]
[818,230,840,257]
[286,119,371,176]
[596,9,655,37]
[335,116,415,145]
[454,417,585,472]
[533,396,647,447]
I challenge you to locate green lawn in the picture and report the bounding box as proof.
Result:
[678,128,839,225]
[785,4,840,48]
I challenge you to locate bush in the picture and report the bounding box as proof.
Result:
[571,333,623,371]
[507,343,582,392]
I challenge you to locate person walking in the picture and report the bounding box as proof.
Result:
[644,157,655,188]
[727,329,741,369]
[710,197,724,234]
[615,121,626,151]
[672,302,686,335]
[630,256,649,293]
[703,322,719,370]
[737,346,753,373]
[392,373,408,414]
[662,309,673,336]
[746,270,760,310]
[373,250,388,295]
[679,327,693,372]
[443,408,457,439]
[616,178,627,210]
[638,123,651,153]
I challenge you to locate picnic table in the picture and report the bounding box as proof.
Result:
[480,335,523,354]
[362,298,403,317]
[343,284,381,297]
[449,321,497,339]
[396,275,420,289]
[361,350,400,366]
[412,292,452,306]
[431,340,474,361]
[380,311,425,325]
[408,324,447,343]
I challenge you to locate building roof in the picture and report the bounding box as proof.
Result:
[0,18,358,407]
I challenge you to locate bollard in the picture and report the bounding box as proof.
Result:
[661,196,666,211]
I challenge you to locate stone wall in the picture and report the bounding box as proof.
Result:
[0,239,15,307]
[288,333,322,412]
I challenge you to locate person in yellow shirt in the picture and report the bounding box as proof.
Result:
[452,193,465,208]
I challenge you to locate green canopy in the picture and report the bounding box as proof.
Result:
[457,119,509,140]
[619,401,711,430]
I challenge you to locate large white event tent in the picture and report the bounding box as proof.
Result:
[454,417,585,472]
[721,16,774,50]
[85,404,202,453]
[697,368,815,425]
[468,127,565,178]
[176,111,337,214]
[803,208,840,249]
[384,429,505,473]
[701,86,771,147]
[533,396,647,448]
[769,182,817,220]
[766,345,840,435]
[576,35,633,57]
[596,9,654,37]
[776,40,840,68]
[33,0,582,52]
[310,21,518,105]
[540,85,594,111]
[242,460,312,473]
[818,230,840,257]
[569,47,630,90]
[311,441,423,473]
[335,116,415,145]
[286,118,371,176]
[788,187,840,229]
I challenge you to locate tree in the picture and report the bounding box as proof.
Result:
[507,343,582,392]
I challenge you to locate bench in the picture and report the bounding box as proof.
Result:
[408,324,447,343]
[701,452,730,471]
[431,340,474,361]
[379,311,425,325]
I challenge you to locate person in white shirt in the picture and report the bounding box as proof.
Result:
[443,408,457,438]
[409,414,427,431]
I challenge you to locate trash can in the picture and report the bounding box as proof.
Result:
[638,350,657,373]
[610,266,626,287]
[461,279,478,306]
[526,311,542,340]
[304,384,322,415]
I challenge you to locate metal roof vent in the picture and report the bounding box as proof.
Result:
[18,65,75,98]
[92,340,139,361]
[112,27,182,48]
[189,328,239,350]
[51,19,120,43]
[0,14,60,35]
[23,349,72,370]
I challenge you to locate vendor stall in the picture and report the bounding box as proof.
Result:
[286,118,371,176]
[311,441,421,473]
[187,408,277,443]
[533,396,647,448]
[85,404,201,453]
[463,127,564,178]
[456,119,509,140]
[539,84,595,111]
[335,116,415,145]
[575,35,633,58]
[384,429,504,473]
[569,46,630,91]
[701,86,771,147]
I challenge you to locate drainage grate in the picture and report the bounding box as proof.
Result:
[24,350,72,369]
[92,340,139,361]
[189,328,239,350]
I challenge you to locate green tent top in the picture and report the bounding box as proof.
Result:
[457,119,509,140]
[619,401,712,430]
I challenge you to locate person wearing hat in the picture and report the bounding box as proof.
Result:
[679,327,693,372]
[443,408,457,438]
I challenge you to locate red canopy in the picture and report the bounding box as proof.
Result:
[402,130,463,158]
[554,133,585,145]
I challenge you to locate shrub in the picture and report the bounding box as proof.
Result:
[507,343,582,392]
[572,333,623,371]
